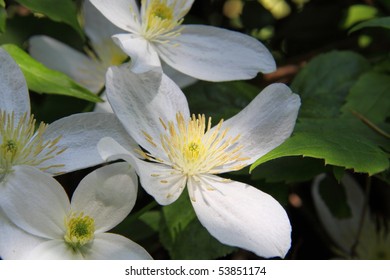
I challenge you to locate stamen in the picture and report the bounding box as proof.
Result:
[140,0,189,43]
[141,111,246,177]
[64,212,95,250]
[0,111,66,176]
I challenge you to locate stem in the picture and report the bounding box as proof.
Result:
[351,110,390,139]
[350,176,371,258]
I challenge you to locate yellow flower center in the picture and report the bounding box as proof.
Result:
[64,212,95,249]
[140,0,189,43]
[0,111,66,179]
[139,112,248,177]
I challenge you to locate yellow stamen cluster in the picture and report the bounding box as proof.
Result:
[0,111,66,177]
[140,112,248,176]
[64,212,95,250]
[140,0,188,43]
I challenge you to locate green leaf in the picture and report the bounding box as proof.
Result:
[250,118,389,175]
[159,192,234,259]
[251,156,326,183]
[342,72,390,123]
[291,51,370,118]
[342,4,378,30]
[0,0,4,7]
[0,7,6,34]
[2,44,101,103]
[170,218,234,259]
[14,0,83,38]
[349,16,390,33]
[184,80,260,120]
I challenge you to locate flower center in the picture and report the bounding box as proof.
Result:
[140,0,188,43]
[0,111,66,178]
[64,212,95,249]
[139,112,248,176]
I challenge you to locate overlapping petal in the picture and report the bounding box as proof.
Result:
[216,83,301,169]
[0,210,45,260]
[113,34,161,73]
[106,66,189,159]
[0,48,30,120]
[41,112,137,174]
[98,137,186,205]
[155,25,276,81]
[83,0,124,46]
[26,240,83,260]
[190,174,291,258]
[87,233,153,260]
[89,0,141,33]
[71,162,138,233]
[29,36,104,93]
[0,166,69,240]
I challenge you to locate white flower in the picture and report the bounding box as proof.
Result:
[29,1,196,113]
[29,1,127,112]
[98,66,301,258]
[312,173,390,259]
[89,0,276,82]
[0,163,152,259]
[0,47,136,180]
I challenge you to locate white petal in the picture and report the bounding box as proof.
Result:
[98,137,186,205]
[28,35,105,93]
[0,166,69,239]
[0,210,45,260]
[216,83,300,169]
[41,112,138,175]
[190,175,291,258]
[85,233,152,259]
[155,25,276,82]
[312,173,371,254]
[89,0,141,33]
[0,48,30,120]
[83,0,124,46]
[106,65,190,159]
[113,34,161,73]
[71,162,138,233]
[26,239,83,260]
[162,61,197,88]
[93,91,113,113]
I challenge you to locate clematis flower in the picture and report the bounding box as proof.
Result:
[0,47,136,181]
[29,1,127,112]
[29,1,196,112]
[98,66,301,258]
[89,0,276,82]
[312,173,390,259]
[0,162,152,259]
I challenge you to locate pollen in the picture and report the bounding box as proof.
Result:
[140,0,189,43]
[0,111,66,177]
[64,212,95,250]
[141,112,247,176]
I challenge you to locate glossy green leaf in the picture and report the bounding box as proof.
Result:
[349,16,390,33]
[251,118,389,175]
[291,51,370,118]
[251,156,326,183]
[14,0,83,37]
[2,44,101,103]
[342,72,390,122]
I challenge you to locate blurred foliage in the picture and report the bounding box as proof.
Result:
[0,0,389,260]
